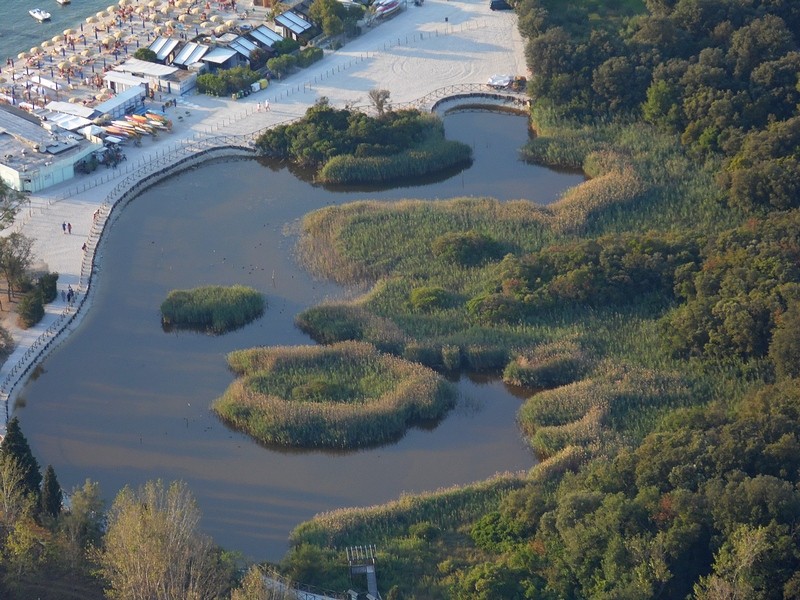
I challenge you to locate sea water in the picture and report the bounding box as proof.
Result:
[0,0,126,63]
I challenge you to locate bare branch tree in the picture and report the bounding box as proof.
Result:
[368,88,391,116]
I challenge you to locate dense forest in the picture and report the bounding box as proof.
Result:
[0,0,798,598]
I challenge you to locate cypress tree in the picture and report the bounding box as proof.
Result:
[40,464,63,519]
[0,417,42,500]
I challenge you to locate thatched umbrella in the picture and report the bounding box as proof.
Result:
[52,35,64,43]
[177,13,190,22]
[153,26,164,35]
[30,46,42,55]
[210,14,222,23]
[64,28,77,36]
[86,15,97,24]
[58,61,70,70]
[17,52,29,60]
[103,36,115,46]
[106,5,117,13]
[213,25,227,35]
[113,30,125,40]
[69,54,81,64]
[41,40,53,49]
[96,10,107,18]
[190,7,201,14]
[81,48,94,57]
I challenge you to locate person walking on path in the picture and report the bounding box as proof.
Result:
[265,100,270,111]
[67,222,72,234]
[62,222,66,233]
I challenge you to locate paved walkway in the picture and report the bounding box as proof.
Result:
[0,0,528,427]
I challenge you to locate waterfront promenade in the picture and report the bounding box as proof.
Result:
[0,0,528,424]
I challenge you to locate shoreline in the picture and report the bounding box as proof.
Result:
[0,0,529,429]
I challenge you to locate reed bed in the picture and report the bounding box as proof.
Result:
[159,285,265,334]
[519,363,693,457]
[298,198,552,286]
[289,473,526,548]
[213,341,456,449]
[318,138,472,185]
[295,303,408,354]
[503,338,593,389]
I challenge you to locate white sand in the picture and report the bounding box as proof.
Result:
[0,0,527,422]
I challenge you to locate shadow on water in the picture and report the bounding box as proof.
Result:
[16,110,584,561]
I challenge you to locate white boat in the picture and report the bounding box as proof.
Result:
[56,0,71,5]
[29,8,52,21]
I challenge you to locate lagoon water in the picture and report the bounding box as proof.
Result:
[16,111,584,561]
[0,0,116,62]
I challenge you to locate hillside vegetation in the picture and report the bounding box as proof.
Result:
[280,0,800,598]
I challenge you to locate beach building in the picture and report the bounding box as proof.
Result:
[249,25,285,53]
[0,104,101,192]
[148,36,182,64]
[172,42,211,69]
[93,85,146,119]
[274,11,315,42]
[113,58,197,95]
[202,47,242,72]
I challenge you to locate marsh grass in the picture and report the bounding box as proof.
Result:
[503,338,592,389]
[289,473,525,548]
[214,341,456,449]
[519,362,694,457]
[160,285,265,334]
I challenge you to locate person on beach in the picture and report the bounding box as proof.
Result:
[265,100,270,111]
[67,222,72,234]
[82,242,87,252]
[62,222,66,233]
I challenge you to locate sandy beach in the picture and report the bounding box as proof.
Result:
[0,0,528,422]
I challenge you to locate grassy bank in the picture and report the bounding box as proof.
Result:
[213,341,456,449]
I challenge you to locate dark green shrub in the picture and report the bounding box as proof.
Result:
[463,345,508,371]
[273,38,301,56]
[409,286,450,312]
[403,342,443,369]
[409,521,440,541]
[431,231,505,267]
[266,54,297,78]
[133,48,158,62]
[503,340,592,389]
[297,46,324,68]
[37,272,58,304]
[441,344,462,371]
[17,291,44,329]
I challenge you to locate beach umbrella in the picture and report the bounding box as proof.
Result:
[225,19,236,27]
[114,30,125,40]
[17,52,28,60]
[107,5,117,13]
[148,0,158,7]
[160,5,171,14]
[213,25,227,35]
[210,14,222,23]
[81,48,94,57]
[118,0,129,5]
[153,26,163,35]
[58,61,70,70]
[97,10,107,18]
[165,19,177,27]
[30,46,42,55]
[177,14,190,22]
[41,41,52,49]
[64,28,77,36]
[86,15,97,24]
[69,55,81,64]
[190,7,201,14]
[199,21,212,28]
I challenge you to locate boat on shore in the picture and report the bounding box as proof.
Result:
[29,8,52,21]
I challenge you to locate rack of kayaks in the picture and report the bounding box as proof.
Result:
[102,112,173,140]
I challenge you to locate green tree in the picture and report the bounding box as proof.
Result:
[39,465,62,520]
[16,289,44,329]
[0,453,31,534]
[0,418,41,502]
[769,302,800,379]
[0,232,34,303]
[58,479,105,570]
[98,479,229,600]
[133,47,158,63]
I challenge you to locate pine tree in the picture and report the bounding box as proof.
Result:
[39,465,62,519]
[0,417,42,501]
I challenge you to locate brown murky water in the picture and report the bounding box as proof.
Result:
[17,111,585,560]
